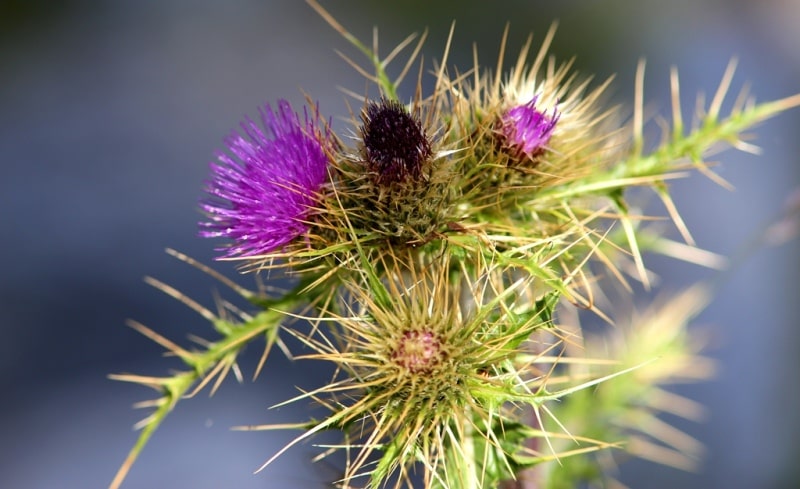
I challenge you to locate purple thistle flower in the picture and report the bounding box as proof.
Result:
[199,100,331,258]
[498,95,559,159]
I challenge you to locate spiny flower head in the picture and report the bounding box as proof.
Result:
[316,95,455,247]
[273,250,554,488]
[447,25,623,193]
[434,26,630,296]
[361,97,433,185]
[199,100,332,258]
[498,53,623,181]
[497,95,560,159]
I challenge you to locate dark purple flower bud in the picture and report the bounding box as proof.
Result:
[360,98,432,185]
[499,95,559,159]
[199,100,331,258]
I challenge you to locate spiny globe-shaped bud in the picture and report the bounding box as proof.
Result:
[497,95,560,160]
[391,329,445,374]
[360,98,433,185]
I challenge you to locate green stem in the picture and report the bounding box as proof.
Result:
[109,289,306,489]
[537,95,800,203]
[462,407,479,489]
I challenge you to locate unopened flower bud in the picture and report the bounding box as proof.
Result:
[361,98,433,185]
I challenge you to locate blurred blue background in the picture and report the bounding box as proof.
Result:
[1,1,799,488]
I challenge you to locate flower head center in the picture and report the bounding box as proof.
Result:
[391,329,444,374]
[498,95,559,159]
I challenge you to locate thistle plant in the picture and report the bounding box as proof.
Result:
[109,2,800,488]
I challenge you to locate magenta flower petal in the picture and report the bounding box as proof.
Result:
[199,100,331,258]
[499,95,559,158]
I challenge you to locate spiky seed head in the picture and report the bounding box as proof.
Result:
[361,98,433,185]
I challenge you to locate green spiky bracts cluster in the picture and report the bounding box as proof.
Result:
[110,3,800,489]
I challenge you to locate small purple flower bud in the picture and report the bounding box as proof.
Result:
[360,98,432,185]
[199,100,331,258]
[499,95,559,159]
[391,329,444,374]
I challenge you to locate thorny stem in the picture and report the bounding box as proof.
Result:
[109,287,305,489]
[538,91,800,204]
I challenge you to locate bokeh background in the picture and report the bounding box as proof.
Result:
[2,1,799,488]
